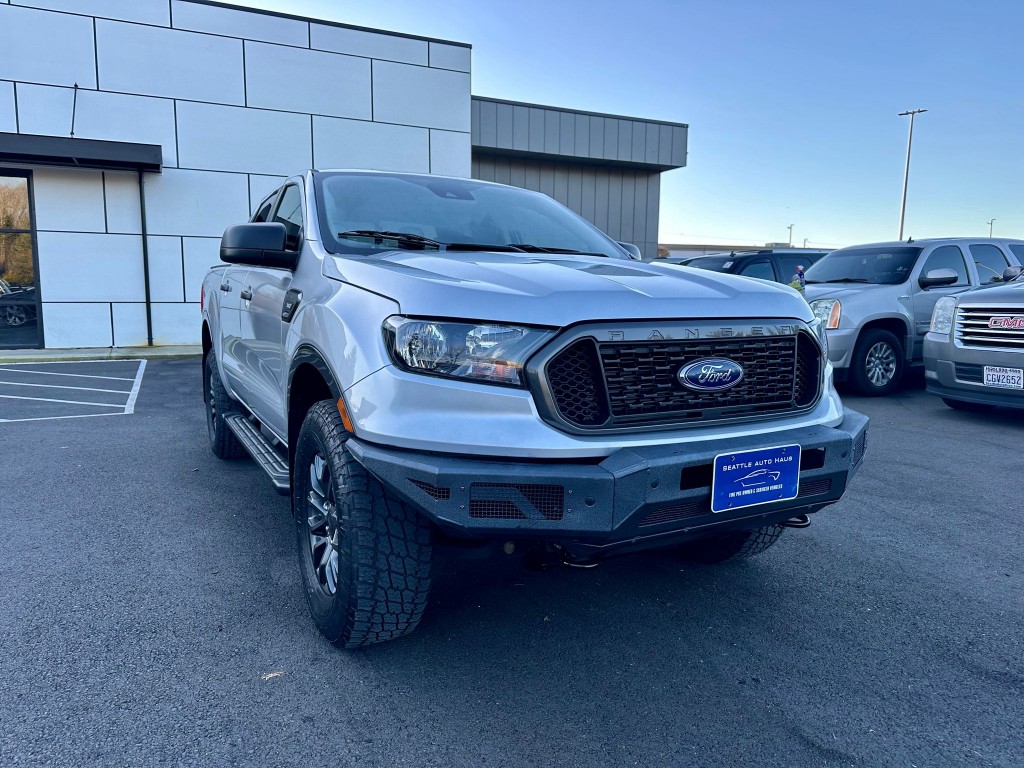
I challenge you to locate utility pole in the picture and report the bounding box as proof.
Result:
[802,238,808,248]
[787,224,794,246]
[897,108,927,240]
[987,218,995,237]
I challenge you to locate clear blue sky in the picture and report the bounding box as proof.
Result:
[237,0,1024,248]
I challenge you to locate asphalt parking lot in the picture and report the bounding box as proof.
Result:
[2,358,1022,768]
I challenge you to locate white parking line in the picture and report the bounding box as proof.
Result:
[0,380,133,394]
[0,359,147,423]
[0,367,137,381]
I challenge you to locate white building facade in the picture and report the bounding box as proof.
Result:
[0,0,472,349]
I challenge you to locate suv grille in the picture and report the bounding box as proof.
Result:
[956,306,1024,348]
[542,332,822,431]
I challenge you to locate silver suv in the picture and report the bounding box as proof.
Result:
[803,238,1024,395]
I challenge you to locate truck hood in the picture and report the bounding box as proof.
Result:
[323,251,814,326]
[956,281,1024,305]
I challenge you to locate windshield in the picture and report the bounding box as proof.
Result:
[313,172,623,258]
[805,246,921,285]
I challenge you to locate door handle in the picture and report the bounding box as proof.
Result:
[219,283,231,292]
[240,289,253,301]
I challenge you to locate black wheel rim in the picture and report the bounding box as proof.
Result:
[206,369,218,438]
[307,453,341,595]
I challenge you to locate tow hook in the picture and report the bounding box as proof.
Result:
[780,514,811,529]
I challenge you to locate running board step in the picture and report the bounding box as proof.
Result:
[223,413,290,494]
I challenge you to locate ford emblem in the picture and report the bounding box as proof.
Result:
[678,358,745,392]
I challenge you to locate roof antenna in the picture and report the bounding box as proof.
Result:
[906,236,914,243]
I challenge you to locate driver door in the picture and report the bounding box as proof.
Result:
[237,183,303,439]
[911,245,973,359]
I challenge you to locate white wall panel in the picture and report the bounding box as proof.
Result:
[170,1,307,46]
[96,20,244,104]
[18,0,170,25]
[145,235,184,302]
[0,81,16,132]
[31,168,106,232]
[429,130,471,177]
[143,169,249,237]
[428,42,471,73]
[151,302,198,345]
[313,117,428,173]
[103,171,142,234]
[16,85,178,166]
[372,61,470,132]
[37,232,145,301]
[41,303,112,347]
[175,101,311,176]
[248,174,285,211]
[111,302,148,347]
[0,5,96,88]
[244,42,371,120]
[310,23,427,65]
[182,237,221,303]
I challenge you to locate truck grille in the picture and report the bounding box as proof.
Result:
[956,306,1024,349]
[542,332,822,431]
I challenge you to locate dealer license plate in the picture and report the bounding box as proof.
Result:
[711,444,801,514]
[983,366,1023,390]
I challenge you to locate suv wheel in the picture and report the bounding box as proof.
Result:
[850,329,904,396]
[294,400,432,648]
[677,525,785,563]
[204,354,247,460]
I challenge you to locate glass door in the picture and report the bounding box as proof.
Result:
[0,171,42,348]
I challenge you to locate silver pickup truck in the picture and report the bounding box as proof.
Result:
[201,170,868,647]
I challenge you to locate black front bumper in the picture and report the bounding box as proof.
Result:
[347,409,869,551]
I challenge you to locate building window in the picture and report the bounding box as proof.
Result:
[0,171,42,349]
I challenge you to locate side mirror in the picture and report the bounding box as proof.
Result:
[918,268,959,289]
[1003,265,1023,282]
[220,223,298,270]
[617,241,643,261]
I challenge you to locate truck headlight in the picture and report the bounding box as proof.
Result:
[383,316,554,387]
[930,296,957,335]
[809,299,841,330]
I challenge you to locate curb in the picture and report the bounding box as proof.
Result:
[0,345,202,364]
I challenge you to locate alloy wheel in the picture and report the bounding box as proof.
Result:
[4,306,27,327]
[865,341,897,387]
[307,453,341,595]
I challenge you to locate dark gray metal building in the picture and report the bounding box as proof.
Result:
[470,97,687,260]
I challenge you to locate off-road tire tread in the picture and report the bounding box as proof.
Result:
[680,524,785,564]
[300,400,432,648]
[205,355,247,460]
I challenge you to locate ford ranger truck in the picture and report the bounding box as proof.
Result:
[201,170,869,648]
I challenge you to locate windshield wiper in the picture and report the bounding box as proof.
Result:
[805,277,872,284]
[508,243,609,257]
[337,230,442,250]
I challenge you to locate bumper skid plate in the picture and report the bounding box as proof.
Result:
[347,409,869,546]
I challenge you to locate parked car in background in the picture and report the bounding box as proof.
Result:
[662,249,830,286]
[924,265,1024,411]
[803,238,1024,396]
[0,278,37,327]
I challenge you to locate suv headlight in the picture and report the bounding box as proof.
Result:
[383,316,554,387]
[930,296,957,335]
[809,299,841,329]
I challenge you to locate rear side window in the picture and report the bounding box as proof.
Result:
[920,245,969,287]
[273,185,304,251]
[1009,244,1024,263]
[778,256,814,282]
[969,243,1010,284]
[739,260,775,280]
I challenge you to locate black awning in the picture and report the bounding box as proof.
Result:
[0,133,162,173]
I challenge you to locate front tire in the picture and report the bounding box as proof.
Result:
[850,329,904,396]
[294,400,432,648]
[677,525,785,564]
